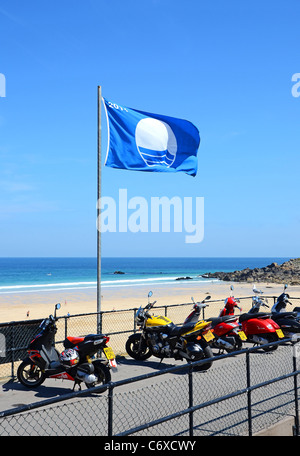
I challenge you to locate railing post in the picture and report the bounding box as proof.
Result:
[108,383,114,436]
[133,309,137,334]
[64,316,68,340]
[246,350,252,436]
[293,348,299,436]
[11,325,15,379]
[188,363,194,436]
[98,311,103,334]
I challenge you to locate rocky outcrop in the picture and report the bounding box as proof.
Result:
[202,258,300,285]
[175,276,193,281]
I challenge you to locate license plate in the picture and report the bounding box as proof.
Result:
[276,329,284,339]
[238,331,247,341]
[103,346,116,360]
[203,330,214,342]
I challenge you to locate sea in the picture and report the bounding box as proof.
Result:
[0,257,290,294]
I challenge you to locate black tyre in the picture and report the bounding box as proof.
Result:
[86,361,111,392]
[262,334,279,352]
[126,334,152,360]
[17,358,46,388]
[194,345,214,371]
[233,335,243,351]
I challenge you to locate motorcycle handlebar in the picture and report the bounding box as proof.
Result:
[194,303,208,312]
[146,300,156,309]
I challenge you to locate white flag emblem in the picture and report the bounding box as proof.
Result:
[135,118,177,168]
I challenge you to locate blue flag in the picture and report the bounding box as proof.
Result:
[103,98,200,177]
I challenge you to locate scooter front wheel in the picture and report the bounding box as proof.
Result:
[17,358,46,388]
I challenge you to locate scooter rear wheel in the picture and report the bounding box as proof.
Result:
[85,361,111,392]
[262,335,279,352]
[17,358,46,388]
[193,345,214,371]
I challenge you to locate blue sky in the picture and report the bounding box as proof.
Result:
[0,0,299,258]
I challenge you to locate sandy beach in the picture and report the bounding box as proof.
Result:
[1,280,300,324]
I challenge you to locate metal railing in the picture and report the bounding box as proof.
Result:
[0,338,299,436]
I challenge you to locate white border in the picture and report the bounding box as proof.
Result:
[102,97,111,166]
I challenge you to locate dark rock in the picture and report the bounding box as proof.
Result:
[175,276,193,281]
[201,258,300,285]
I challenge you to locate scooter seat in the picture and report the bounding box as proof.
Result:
[221,315,237,323]
[239,312,269,322]
[169,322,196,336]
[272,312,298,319]
[64,336,85,348]
[210,316,237,327]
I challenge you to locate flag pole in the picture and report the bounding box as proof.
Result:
[97,85,102,331]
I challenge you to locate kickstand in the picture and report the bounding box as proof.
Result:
[73,380,82,391]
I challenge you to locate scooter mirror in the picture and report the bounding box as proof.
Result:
[148,291,153,298]
[230,285,234,290]
[205,295,211,300]
[55,303,61,310]
[284,284,288,290]
[191,297,195,302]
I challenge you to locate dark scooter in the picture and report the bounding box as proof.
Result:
[269,284,300,340]
[17,303,117,391]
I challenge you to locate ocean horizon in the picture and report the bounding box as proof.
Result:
[0,257,291,294]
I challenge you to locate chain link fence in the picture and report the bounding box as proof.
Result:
[0,340,299,436]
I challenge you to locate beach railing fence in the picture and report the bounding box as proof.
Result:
[0,296,300,381]
[0,338,299,436]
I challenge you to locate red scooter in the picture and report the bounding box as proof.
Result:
[185,296,246,353]
[221,288,284,352]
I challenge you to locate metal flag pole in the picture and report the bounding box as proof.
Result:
[97,85,102,332]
